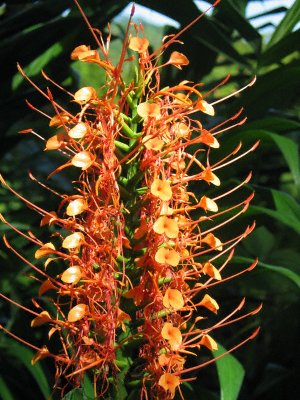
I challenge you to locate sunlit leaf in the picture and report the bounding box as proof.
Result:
[268,0,300,46]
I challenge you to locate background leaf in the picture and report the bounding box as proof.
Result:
[213,343,245,400]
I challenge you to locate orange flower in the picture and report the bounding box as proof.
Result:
[172,122,190,138]
[196,99,215,116]
[35,242,56,259]
[31,346,50,365]
[137,102,160,119]
[67,303,88,322]
[199,168,220,186]
[199,129,219,148]
[71,45,100,62]
[153,216,179,238]
[158,353,185,368]
[155,247,180,267]
[199,196,218,212]
[71,151,96,170]
[199,334,218,350]
[167,51,189,69]
[128,37,149,53]
[162,322,182,350]
[45,133,69,150]
[199,294,219,314]
[151,179,172,201]
[163,288,184,310]
[49,113,70,127]
[203,261,221,280]
[74,86,97,104]
[62,232,85,250]
[143,135,164,151]
[202,233,223,251]
[31,311,52,327]
[158,372,180,398]
[40,211,57,226]
[61,266,82,284]
[66,198,88,216]
[68,122,88,139]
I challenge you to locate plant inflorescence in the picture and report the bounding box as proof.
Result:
[0,1,260,398]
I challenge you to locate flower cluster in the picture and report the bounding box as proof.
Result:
[0,1,260,399]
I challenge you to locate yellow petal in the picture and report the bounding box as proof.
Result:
[153,216,179,238]
[202,233,223,251]
[143,135,164,151]
[67,303,88,322]
[199,334,218,350]
[172,122,190,137]
[168,51,189,69]
[71,45,90,60]
[74,87,97,104]
[203,261,221,280]
[45,133,68,150]
[158,373,180,398]
[71,45,99,62]
[199,168,220,186]
[71,151,95,170]
[137,102,160,119]
[128,37,149,53]
[35,242,56,259]
[61,266,82,284]
[66,198,88,216]
[31,346,50,365]
[199,294,219,313]
[155,247,180,267]
[40,211,58,226]
[31,311,52,327]
[200,129,219,148]
[151,179,172,201]
[62,232,85,250]
[196,99,215,116]
[49,113,70,127]
[161,322,182,350]
[38,279,56,296]
[68,122,88,139]
[199,196,218,212]
[163,288,184,310]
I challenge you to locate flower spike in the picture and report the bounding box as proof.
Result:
[0,1,259,399]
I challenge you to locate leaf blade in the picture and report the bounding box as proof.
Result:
[213,343,245,400]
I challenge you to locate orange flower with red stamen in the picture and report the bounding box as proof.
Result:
[158,373,180,398]
[0,1,259,398]
[162,322,182,350]
[151,179,172,201]
[155,247,180,267]
[153,216,179,238]
[163,288,184,310]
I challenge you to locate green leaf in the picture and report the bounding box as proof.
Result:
[5,342,51,399]
[235,128,300,186]
[260,29,300,67]
[245,117,300,132]
[82,375,94,400]
[262,130,299,186]
[137,0,250,66]
[0,375,14,400]
[234,256,300,289]
[254,188,300,233]
[219,0,261,51]
[268,0,300,47]
[62,388,88,400]
[213,343,245,400]
[236,66,300,118]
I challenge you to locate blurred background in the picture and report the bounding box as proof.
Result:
[0,1,299,399]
